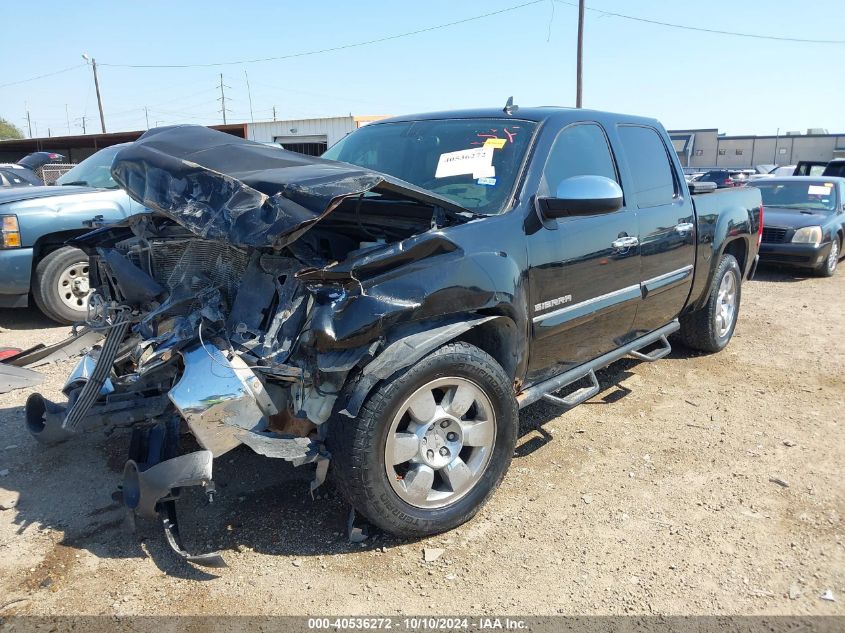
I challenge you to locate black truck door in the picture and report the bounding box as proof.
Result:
[616,125,696,334]
[527,122,641,381]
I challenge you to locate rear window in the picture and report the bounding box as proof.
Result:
[617,125,677,208]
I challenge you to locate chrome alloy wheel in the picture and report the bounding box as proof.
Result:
[715,269,737,338]
[384,377,496,509]
[56,260,91,312]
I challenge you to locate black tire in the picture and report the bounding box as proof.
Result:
[327,342,518,538]
[678,254,742,353]
[32,246,91,324]
[814,236,840,278]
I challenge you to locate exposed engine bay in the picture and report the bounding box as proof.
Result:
[25,125,481,566]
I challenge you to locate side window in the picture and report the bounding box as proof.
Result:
[617,125,677,208]
[541,123,618,197]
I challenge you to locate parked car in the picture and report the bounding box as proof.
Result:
[794,161,829,177]
[0,144,146,323]
[747,164,798,182]
[0,151,65,188]
[753,176,844,276]
[25,109,761,566]
[694,169,746,188]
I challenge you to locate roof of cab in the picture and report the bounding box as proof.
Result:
[371,106,662,129]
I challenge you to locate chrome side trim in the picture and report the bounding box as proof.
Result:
[641,264,694,296]
[532,284,641,324]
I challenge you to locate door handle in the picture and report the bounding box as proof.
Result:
[675,222,695,233]
[612,236,639,249]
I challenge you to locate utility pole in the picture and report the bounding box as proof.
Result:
[244,70,256,139]
[575,0,585,108]
[80,116,87,135]
[273,106,277,121]
[773,127,780,164]
[65,104,71,134]
[144,106,150,130]
[25,109,32,138]
[217,73,231,124]
[82,55,106,133]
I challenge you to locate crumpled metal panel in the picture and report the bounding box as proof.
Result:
[110,125,467,249]
[168,344,277,456]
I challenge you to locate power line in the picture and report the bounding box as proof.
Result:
[98,0,547,68]
[554,1,845,44]
[0,63,85,89]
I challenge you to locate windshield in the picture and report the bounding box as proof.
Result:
[323,118,536,214]
[753,181,838,212]
[56,145,122,189]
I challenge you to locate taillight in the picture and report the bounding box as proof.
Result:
[725,177,734,186]
[757,203,764,247]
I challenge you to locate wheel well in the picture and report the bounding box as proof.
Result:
[723,238,747,274]
[455,316,519,380]
[32,231,89,266]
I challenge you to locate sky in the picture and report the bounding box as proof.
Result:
[1,0,843,138]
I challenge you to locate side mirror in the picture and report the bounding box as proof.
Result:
[536,175,623,219]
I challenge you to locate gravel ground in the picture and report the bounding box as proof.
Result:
[0,265,842,616]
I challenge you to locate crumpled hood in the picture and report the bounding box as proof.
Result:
[111,125,469,249]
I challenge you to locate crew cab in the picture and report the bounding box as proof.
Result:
[0,144,145,323]
[25,107,762,566]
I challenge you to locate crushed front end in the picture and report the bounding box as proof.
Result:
[25,125,475,566]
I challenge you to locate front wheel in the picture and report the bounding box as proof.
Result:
[32,246,92,324]
[327,342,518,538]
[678,254,742,353]
[814,237,840,278]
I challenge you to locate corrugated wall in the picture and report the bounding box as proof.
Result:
[247,116,357,147]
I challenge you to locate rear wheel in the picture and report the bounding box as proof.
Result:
[678,254,742,353]
[327,342,518,538]
[814,236,840,277]
[32,246,92,324]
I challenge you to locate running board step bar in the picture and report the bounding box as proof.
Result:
[541,370,599,410]
[517,320,680,410]
[628,335,672,362]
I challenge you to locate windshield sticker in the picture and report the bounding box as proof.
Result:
[808,185,832,195]
[477,177,497,186]
[435,147,495,179]
[484,138,507,149]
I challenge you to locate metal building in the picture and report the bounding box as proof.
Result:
[670,128,845,169]
[246,115,388,155]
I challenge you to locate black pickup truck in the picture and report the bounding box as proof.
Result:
[25,106,762,566]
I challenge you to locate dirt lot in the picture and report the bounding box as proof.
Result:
[0,265,842,616]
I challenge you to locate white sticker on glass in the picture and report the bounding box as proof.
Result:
[435,147,495,179]
[808,185,832,195]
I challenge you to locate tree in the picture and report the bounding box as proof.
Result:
[0,117,24,140]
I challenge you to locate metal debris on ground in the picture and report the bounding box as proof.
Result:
[769,477,790,488]
[347,507,371,543]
